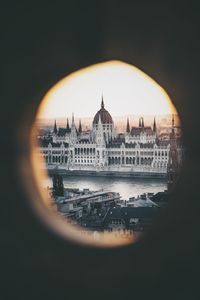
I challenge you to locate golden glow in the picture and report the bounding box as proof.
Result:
[38,60,176,120]
[29,60,178,248]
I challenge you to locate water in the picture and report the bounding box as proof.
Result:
[44,175,167,200]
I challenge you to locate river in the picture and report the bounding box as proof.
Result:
[44,175,167,200]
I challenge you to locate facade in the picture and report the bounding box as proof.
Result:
[38,97,182,176]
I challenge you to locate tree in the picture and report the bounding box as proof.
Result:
[52,174,64,197]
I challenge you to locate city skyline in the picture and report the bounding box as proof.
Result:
[36,112,180,133]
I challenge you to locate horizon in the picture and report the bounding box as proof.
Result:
[36,113,179,125]
[36,114,180,133]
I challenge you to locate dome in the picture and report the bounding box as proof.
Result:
[93,98,113,125]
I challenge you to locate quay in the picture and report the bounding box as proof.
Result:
[47,165,167,179]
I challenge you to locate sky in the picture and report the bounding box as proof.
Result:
[37,60,176,120]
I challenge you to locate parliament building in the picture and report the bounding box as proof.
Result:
[38,98,182,176]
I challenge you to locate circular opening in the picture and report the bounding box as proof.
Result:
[30,60,183,247]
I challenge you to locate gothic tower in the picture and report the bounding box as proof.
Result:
[167,114,179,191]
[70,113,77,144]
[53,120,57,134]
[126,117,130,133]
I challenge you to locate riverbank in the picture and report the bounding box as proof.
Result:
[44,174,167,200]
[48,168,167,179]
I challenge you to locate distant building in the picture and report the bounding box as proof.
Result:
[38,97,183,176]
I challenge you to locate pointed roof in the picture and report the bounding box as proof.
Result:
[138,117,145,128]
[72,112,75,124]
[126,117,130,133]
[93,96,113,125]
[153,117,157,132]
[66,118,69,130]
[65,118,71,133]
[101,95,105,109]
[141,117,144,128]
[53,120,57,134]
[78,119,82,133]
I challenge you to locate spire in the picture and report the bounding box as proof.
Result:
[168,114,179,191]
[66,118,69,130]
[141,117,144,128]
[78,119,82,133]
[153,117,157,132]
[70,113,77,143]
[53,120,57,134]
[126,117,130,133]
[101,95,105,109]
[72,113,75,125]
[139,118,141,128]
[172,114,175,137]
